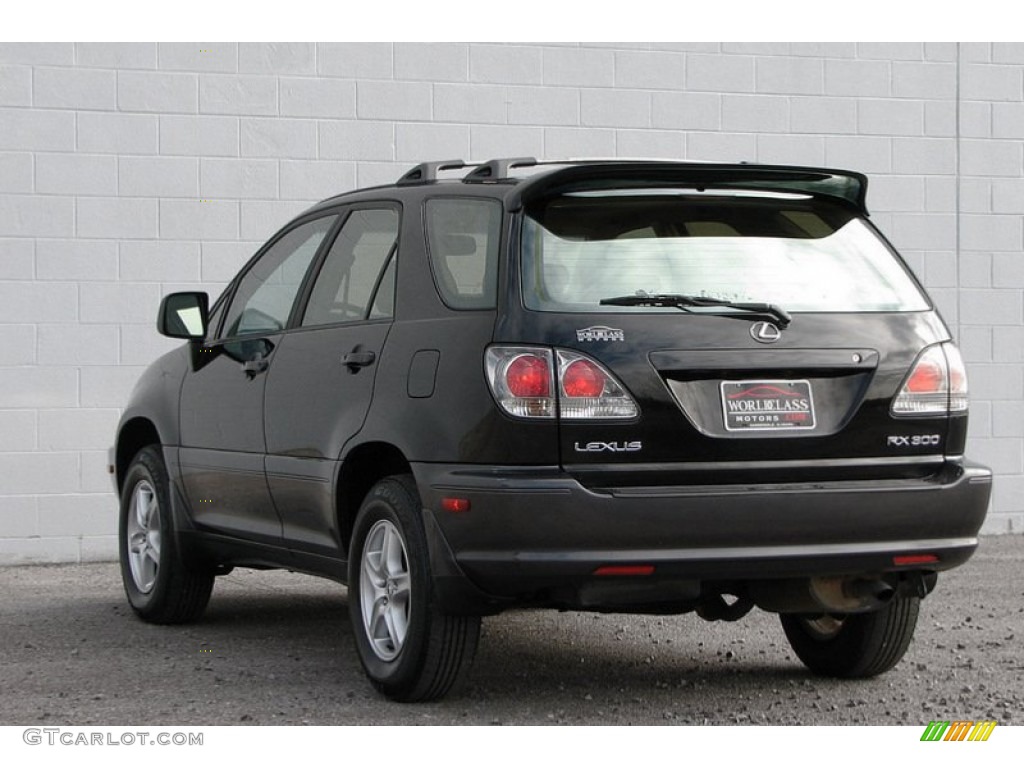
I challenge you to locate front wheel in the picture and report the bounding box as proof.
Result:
[780,595,920,678]
[348,475,480,702]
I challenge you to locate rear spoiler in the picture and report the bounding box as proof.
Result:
[505,162,870,215]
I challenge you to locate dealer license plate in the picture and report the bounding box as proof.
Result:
[721,380,816,432]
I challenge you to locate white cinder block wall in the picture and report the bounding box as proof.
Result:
[0,42,1021,564]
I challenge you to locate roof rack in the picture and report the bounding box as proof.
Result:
[464,157,538,181]
[396,159,471,185]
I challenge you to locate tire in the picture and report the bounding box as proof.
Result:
[780,595,920,678]
[118,446,214,624]
[348,475,480,702]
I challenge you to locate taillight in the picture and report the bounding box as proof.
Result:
[891,342,969,416]
[485,346,638,420]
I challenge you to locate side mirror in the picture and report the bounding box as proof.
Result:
[158,292,209,340]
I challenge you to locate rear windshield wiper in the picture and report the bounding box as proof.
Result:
[599,292,792,328]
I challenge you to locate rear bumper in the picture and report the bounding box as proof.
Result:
[413,459,992,610]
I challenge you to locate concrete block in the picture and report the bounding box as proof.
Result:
[160,199,238,240]
[959,101,991,138]
[38,409,121,452]
[0,108,75,151]
[0,453,79,494]
[0,366,77,406]
[961,139,1023,177]
[614,51,686,89]
[959,252,992,287]
[0,194,73,237]
[649,43,721,53]
[686,54,754,92]
[200,157,278,200]
[755,57,822,95]
[993,179,1024,213]
[119,323,180,366]
[0,65,31,106]
[993,326,1024,362]
[469,126,544,162]
[857,42,924,60]
[395,43,468,82]
[892,137,956,174]
[992,401,1024,437]
[961,214,1022,252]
[790,96,857,134]
[357,81,432,121]
[118,71,197,113]
[81,366,146,407]
[319,120,395,161]
[355,162,405,189]
[200,74,276,116]
[470,44,543,85]
[0,237,32,278]
[158,43,237,73]
[0,152,31,193]
[80,451,116,493]
[823,59,891,97]
[433,84,508,124]
[993,103,1024,139]
[0,410,36,450]
[927,286,957,325]
[507,86,578,126]
[317,43,392,79]
[80,281,162,324]
[961,64,1022,101]
[924,100,956,137]
[721,43,790,55]
[80,534,118,562]
[78,112,158,154]
[991,484,1024,517]
[0,43,73,65]
[36,239,118,281]
[543,47,613,87]
[722,94,788,133]
[958,325,993,363]
[75,42,156,69]
[994,253,1024,287]
[35,153,117,196]
[615,130,684,160]
[652,92,720,130]
[0,496,38,538]
[966,400,992,438]
[756,134,825,166]
[239,43,314,75]
[158,114,238,157]
[959,178,991,213]
[201,241,259,282]
[792,43,856,58]
[857,98,924,135]
[5,324,35,364]
[968,437,1023,474]
[924,43,958,62]
[34,67,116,109]
[892,62,956,98]
[890,213,956,251]
[581,89,649,128]
[38,323,119,365]
[992,43,1024,64]
[925,176,956,212]
[960,289,1022,325]
[280,77,355,119]
[869,175,926,213]
[119,156,199,198]
[687,132,757,163]
[77,197,158,240]
[395,123,470,163]
[240,201,309,242]
[0,537,82,566]
[241,118,316,159]
[543,128,616,160]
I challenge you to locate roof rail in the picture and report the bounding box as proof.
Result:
[464,157,538,181]
[396,159,470,185]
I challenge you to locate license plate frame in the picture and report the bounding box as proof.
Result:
[721,379,816,432]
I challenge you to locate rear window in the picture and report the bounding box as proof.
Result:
[521,191,929,314]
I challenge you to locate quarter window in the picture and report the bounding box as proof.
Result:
[425,198,501,310]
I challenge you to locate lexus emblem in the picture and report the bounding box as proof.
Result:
[750,321,781,343]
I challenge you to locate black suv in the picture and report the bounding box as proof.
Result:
[112,158,992,701]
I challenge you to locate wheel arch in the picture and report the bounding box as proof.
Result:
[336,441,413,554]
[115,417,163,494]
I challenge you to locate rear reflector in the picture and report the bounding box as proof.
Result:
[441,497,471,513]
[593,564,655,577]
[893,554,938,566]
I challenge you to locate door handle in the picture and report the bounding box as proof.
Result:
[342,350,376,372]
[243,357,269,376]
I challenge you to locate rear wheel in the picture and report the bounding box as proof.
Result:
[119,446,214,624]
[348,475,480,702]
[780,595,920,678]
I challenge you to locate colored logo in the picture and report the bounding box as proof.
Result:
[920,720,997,742]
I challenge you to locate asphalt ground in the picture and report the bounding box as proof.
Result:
[1,535,1022,726]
